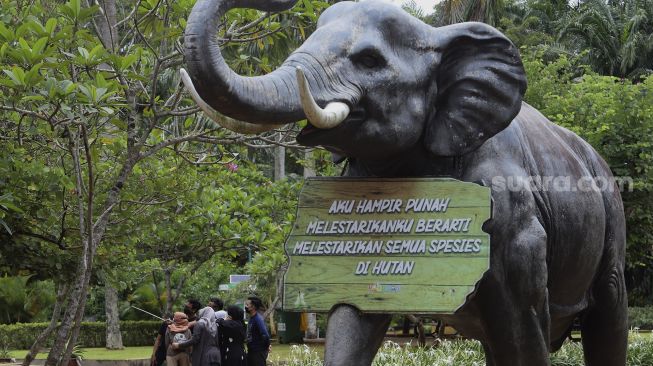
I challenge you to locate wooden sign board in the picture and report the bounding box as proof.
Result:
[281,177,492,314]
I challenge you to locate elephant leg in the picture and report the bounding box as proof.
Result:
[478,287,551,366]
[580,265,628,366]
[478,218,551,366]
[581,193,627,366]
[481,342,495,366]
[324,305,391,366]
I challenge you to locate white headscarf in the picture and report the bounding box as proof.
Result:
[198,306,217,337]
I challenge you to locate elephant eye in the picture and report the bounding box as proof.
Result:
[351,49,386,69]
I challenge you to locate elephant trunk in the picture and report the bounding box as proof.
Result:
[184,0,305,124]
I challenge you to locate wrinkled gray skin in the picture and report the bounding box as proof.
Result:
[184,1,628,365]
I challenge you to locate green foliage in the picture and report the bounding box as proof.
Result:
[283,336,653,365]
[521,51,581,109]
[0,321,160,349]
[497,1,564,50]
[181,256,237,304]
[0,345,11,359]
[118,154,302,312]
[0,0,327,328]
[629,307,653,330]
[0,276,55,324]
[0,140,77,278]
[557,0,653,78]
[495,0,653,80]
[549,341,591,365]
[122,282,168,319]
[235,177,301,303]
[373,340,485,365]
[70,344,85,360]
[222,1,331,74]
[627,334,653,366]
[0,0,133,283]
[435,0,507,26]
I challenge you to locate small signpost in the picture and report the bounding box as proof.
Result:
[281,177,492,314]
[218,274,251,291]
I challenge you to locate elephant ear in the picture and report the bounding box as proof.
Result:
[425,22,527,156]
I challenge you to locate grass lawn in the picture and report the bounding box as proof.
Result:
[9,333,649,363]
[9,344,324,361]
[269,344,324,364]
[9,347,153,360]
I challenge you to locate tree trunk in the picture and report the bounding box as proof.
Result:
[274,146,285,181]
[267,295,276,336]
[94,0,118,51]
[165,269,173,316]
[47,127,97,366]
[303,149,315,177]
[45,261,89,366]
[47,125,137,366]
[23,284,69,366]
[62,289,92,366]
[151,272,165,314]
[105,285,124,349]
[59,231,98,366]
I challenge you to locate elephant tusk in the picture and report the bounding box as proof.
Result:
[295,67,350,129]
[179,68,282,134]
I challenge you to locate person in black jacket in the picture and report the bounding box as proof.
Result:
[218,305,247,366]
[245,297,270,366]
[150,320,169,366]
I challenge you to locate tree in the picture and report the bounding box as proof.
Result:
[437,0,506,26]
[497,0,566,49]
[124,157,285,314]
[0,0,323,365]
[0,276,55,324]
[558,0,653,78]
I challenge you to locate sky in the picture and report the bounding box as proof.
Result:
[387,0,438,15]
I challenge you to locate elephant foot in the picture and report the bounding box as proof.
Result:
[580,265,628,366]
[323,305,391,366]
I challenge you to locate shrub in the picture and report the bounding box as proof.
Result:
[629,307,653,330]
[283,335,653,366]
[0,321,160,349]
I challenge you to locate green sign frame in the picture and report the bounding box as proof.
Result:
[281,177,492,314]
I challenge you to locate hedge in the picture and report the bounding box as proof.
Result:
[2,308,652,350]
[0,321,161,349]
[629,307,653,330]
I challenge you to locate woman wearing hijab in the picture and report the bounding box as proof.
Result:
[218,305,247,366]
[165,312,192,366]
[173,307,221,366]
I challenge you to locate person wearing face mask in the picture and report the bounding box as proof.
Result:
[244,297,270,366]
[185,299,202,331]
[209,297,228,321]
[184,299,201,322]
[173,307,222,366]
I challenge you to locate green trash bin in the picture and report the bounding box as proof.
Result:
[277,311,303,344]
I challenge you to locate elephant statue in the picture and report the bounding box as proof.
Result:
[182,0,628,365]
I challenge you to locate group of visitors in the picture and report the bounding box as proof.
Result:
[151,296,270,366]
